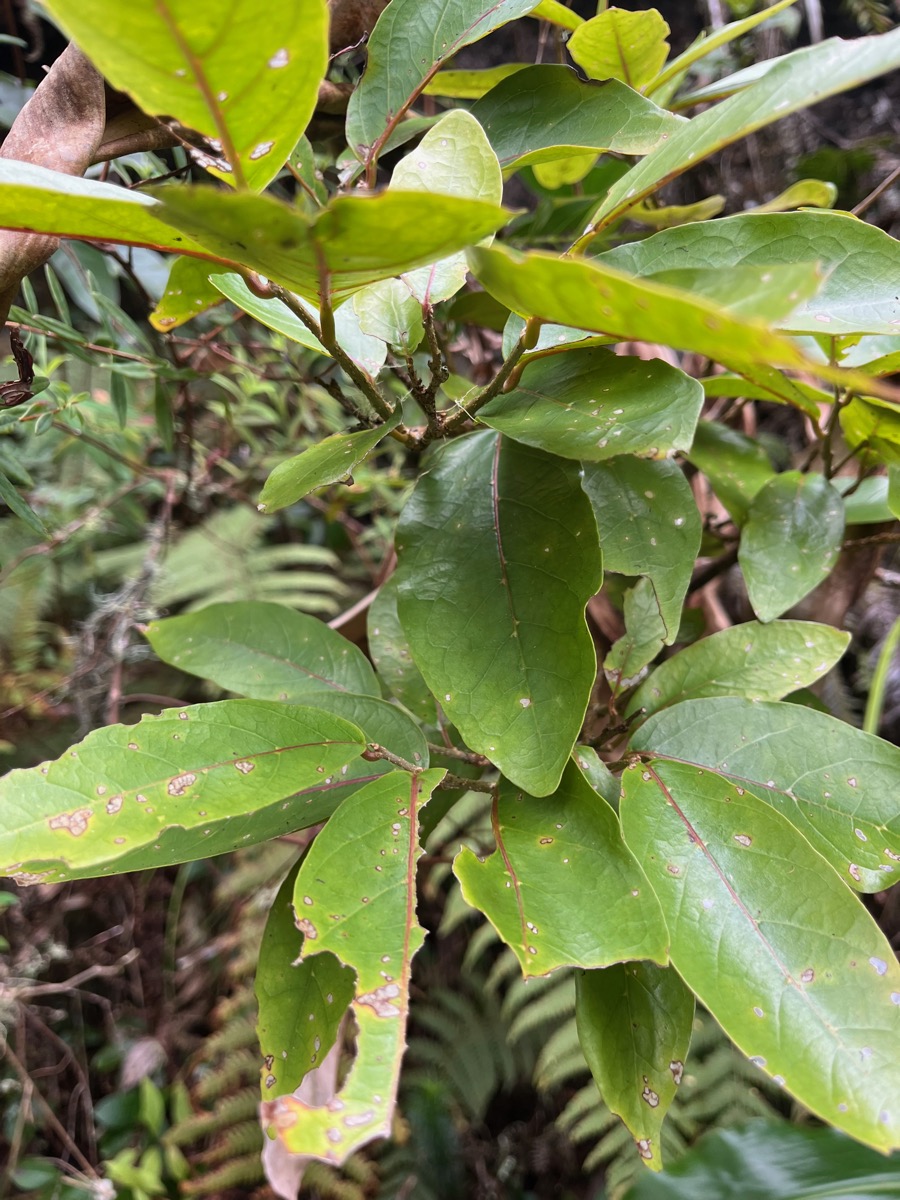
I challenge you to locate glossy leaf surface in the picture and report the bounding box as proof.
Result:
[44,0,328,190]
[395,432,601,796]
[598,212,900,337]
[145,601,379,699]
[150,255,225,330]
[455,761,668,974]
[739,472,844,622]
[632,697,900,892]
[266,770,446,1161]
[471,66,684,171]
[468,245,809,370]
[345,0,539,163]
[568,9,670,89]
[628,621,850,720]
[258,415,400,514]
[621,760,900,1152]
[256,859,355,1102]
[479,348,703,461]
[368,578,438,726]
[576,962,694,1169]
[589,27,900,230]
[0,701,365,885]
[582,458,701,644]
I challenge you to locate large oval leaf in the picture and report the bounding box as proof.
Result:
[145,601,380,699]
[454,760,669,974]
[568,9,670,89]
[627,621,850,720]
[0,700,365,885]
[395,431,602,796]
[631,697,900,892]
[479,347,703,460]
[44,0,328,191]
[620,760,900,1152]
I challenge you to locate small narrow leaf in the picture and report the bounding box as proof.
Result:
[576,962,694,1170]
[568,9,670,90]
[0,469,46,535]
[471,65,684,171]
[621,760,900,1153]
[150,255,225,330]
[739,472,844,622]
[423,65,529,99]
[604,577,668,689]
[145,601,380,699]
[628,621,850,720]
[631,697,900,892]
[686,421,776,524]
[367,578,438,725]
[395,431,602,797]
[454,761,668,974]
[256,858,356,1102]
[582,458,701,643]
[479,348,703,461]
[0,701,365,885]
[266,769,446,1162]
[258,414,400,514]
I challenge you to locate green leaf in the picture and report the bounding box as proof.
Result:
[628,621,850,720]
[620,759,900,1153]
[470,65,685,172]
[152,187,511,305]
[0,700,365,885]
[352,279,425,351]
[0,469,45,535]
[395,431,602,796]
[582,458,701,645]
[150,255,225,331]
[211,273,387,375]
[367,577,438,726]
[834,475,895,525]
[739,472,845,622]
[422,64,529,99]
[145,601,379,699]
[454,760,668,974]
[840,396,900,466]
[258,414,401,514]
[346,0,539,165]
[622,1121,900,1200]
[700,370,827,418]
[266,769,446,1162]
[43,0,329,191]
[256,858,356,1102]
[576,962,694,1170]
[530,0,583,29]
[631,697,900,892]
[686,421,776,524]
[467,245,811,372]
[597,212,900,337]
[604,577,668,689]
[479,348,703,460]
[568,9,670,90]
[750,178,838,214]
[588,27,900,232]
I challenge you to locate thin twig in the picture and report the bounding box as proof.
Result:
[441,327,531,436]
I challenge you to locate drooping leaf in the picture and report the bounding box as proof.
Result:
[622,1121,900,1200]
[840,396,900,466]
[739,472,845,622]
[367,577,438,726]
[568,8,670,90]
[454,760,668,974]
[149,255,225,330]
[686,421,776,524]
[530,0,583,29]
[604,577,668,689]
[210,272,387,375]
[395,431,602,796]
[345,0,540,166]
[700,370,826,418]
[265,769,446,1162]
[258,414,401,514]
[576,962,694,1170]
[620,760,900,1152]
[627,621,850,720]
[423,64,530,99]
[479,348,703,460]
[749,178,838,213]
[256,858,356,1102]
[631,697,900,892]
[597,212,900,337]
[588,26,900,232]
[0,700,365,886]
[582,457,701,644]
[470,65,685,172]
[467,244,812,372]
[145,601,380,699]
[43,0,329,191]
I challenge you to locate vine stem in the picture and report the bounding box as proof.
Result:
[441,322,533,436]
[362,743,496,794]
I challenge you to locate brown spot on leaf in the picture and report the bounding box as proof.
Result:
[105,796,123,815]
[296,917,317,940]
[357,983,401,1017]
[800,968,815,983]
[48,808,93,837]
[669,1060,683,1085]
[167,772,197,797]
[234,760,255,774]
[642,1086,659,1107]
[636,1138,653,1160]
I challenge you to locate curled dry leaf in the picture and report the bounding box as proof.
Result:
[0,43,106,324]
